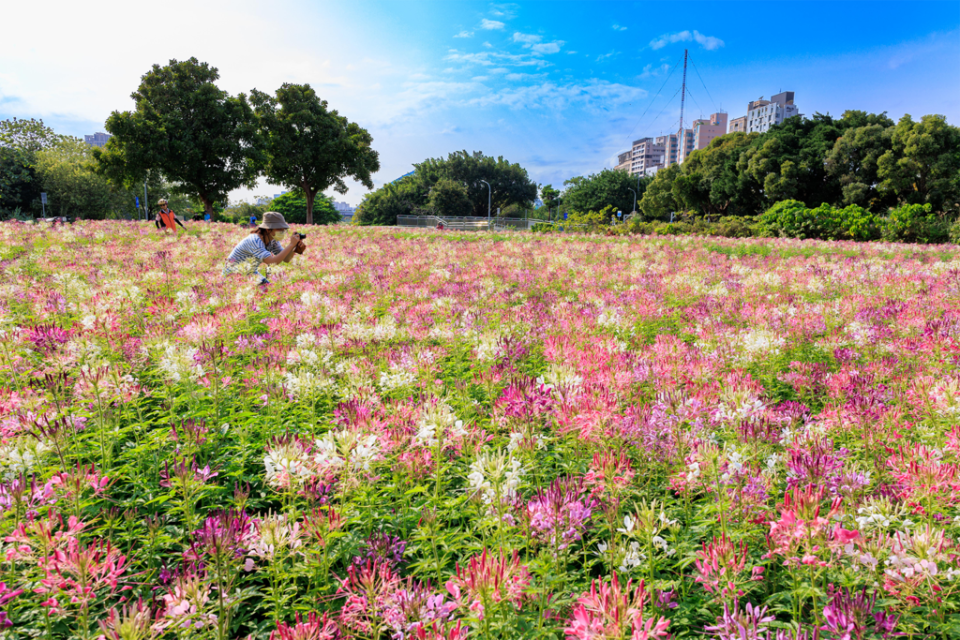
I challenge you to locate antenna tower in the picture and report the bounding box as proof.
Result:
[679,49,688,138]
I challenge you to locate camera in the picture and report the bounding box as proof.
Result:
[294,232,306,240]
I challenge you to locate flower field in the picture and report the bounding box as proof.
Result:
[3,221,960,640]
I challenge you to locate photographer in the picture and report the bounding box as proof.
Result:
[223,211,305,285]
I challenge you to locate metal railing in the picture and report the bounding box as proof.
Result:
[397,215,555,232]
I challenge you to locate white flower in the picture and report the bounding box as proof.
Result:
[467,450,524,504]
[618,515,636,534]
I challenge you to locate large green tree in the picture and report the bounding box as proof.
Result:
[672,132,760,217]
[354,177,425,226]
[878,114,960,214]
[825,119,895,209]
[740,113,846,208]
[427,178,473,218]
[0,147,39,216]
[415,151,537,217]
[268,191,340,225]
[562,169,649,216]
[94,57,263,217]
[0,118,66,216]
[251,83,379,225]
[36,138,133,219]
[0,118,65,154]
[639,165,681,220]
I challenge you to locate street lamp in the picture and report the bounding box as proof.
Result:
[479,179,491,228]
[628,188,637,215]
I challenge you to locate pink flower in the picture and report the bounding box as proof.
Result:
[564,573,670,640]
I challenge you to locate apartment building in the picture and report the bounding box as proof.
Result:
[84,132,111,147]
[745,91,800,134]
[671,128,697,165]
[690,112,728,157]
[728,116,747,133]
[615,137,666,176]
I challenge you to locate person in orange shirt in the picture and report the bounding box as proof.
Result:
[154,199,185,232]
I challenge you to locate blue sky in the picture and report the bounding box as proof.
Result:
[2,0,958,205]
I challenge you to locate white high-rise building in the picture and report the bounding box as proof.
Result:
[745,91,800,134]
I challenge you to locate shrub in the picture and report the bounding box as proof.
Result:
[882,203,949,244]
[759,200,809,238]
[710,216,757,238]
[760,201,880,241]
[836,204,881,241]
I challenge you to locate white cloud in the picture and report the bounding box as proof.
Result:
[445,50,551,69]
[513,32,542,44]
[489,3,518,19]
[650,30,725,51]
[465,79,648,112]
[638,63,671,79]
[483,41,493,48]
[481,19,505,30]
[454,30,474,38]
[596,51,618,62]
[613,24,628,31]
[530,41,563,55]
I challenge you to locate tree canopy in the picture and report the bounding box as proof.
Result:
[638,110,959,220]
[94,57,264,216]
[354,151,536,224]
[251,83,379,225]
[562,168,651,216]
[268,191,340,225]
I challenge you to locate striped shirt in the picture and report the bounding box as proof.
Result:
[223,235,282,275]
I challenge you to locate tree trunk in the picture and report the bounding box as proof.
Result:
[199,195,214,217]
[305,189,315,226]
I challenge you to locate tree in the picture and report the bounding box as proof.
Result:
[740,113,843,209]
[0,118,65,154]
[0,147,40,216]
[94,58,263,217]
[1,118,65,216]
[878,114,960,214]
[825,113,895,210]
[540,184,561,212]
[268,191,340,225]
[414,151,537,217]
[355,151,536,224]
[354,177,425,226]
[427,178,473,218]
[676,132,761,217]
[562,168,648,216]
[639,165,681,220]
[36,138,131,219]
[251,83,379,225]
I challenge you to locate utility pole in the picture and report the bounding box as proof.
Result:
[143,181,149,221]
[480,180,491,229]
[678,48,688,163]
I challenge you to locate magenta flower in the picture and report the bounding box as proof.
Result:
[564,573,670,640]
[526,477,597,551]
[269,611,338,640]
[0,582,24,628]
[705,599,774,640]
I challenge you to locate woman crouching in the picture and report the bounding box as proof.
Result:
[223,211,304,285]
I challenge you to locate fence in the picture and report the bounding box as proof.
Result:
[397,215,556,232]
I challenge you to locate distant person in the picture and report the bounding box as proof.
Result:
[223,211,305,285]
[249,214,257,227]
[155,199,185,232]
[204,212,211,223]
